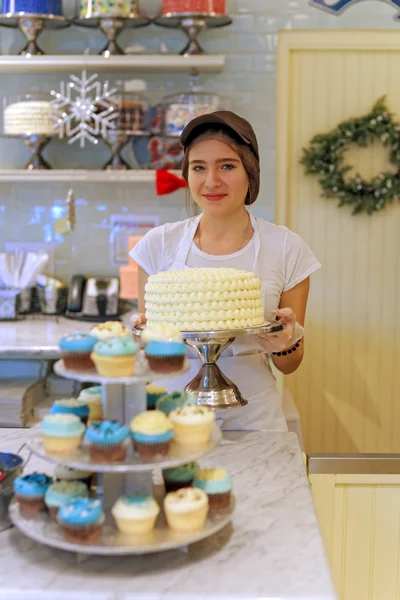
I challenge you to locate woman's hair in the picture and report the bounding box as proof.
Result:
[181,127,260,210]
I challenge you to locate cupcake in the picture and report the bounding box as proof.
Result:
[13,473,53,514]
[90,321,129,341]
[111,494,160,534]
[164,487,208,532]
[85,420,129,462]
[192,467,233,510]
[169,405,215,446]
[156,391,196,416]
[50,398,90,425]
[91,337,139,378]
[146,384,167,410]
[78,385,103,422]
[45,480,89,520]
[162,462,200,493]
[40,414,85,454]
[59,333,97,371]
[142,324,186,374]
[57,498,104,543]
[53,465,93,487]
[130,410,174,459]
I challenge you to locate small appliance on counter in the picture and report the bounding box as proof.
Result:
[65,275,121,322]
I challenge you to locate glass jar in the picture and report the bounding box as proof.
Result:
[157,90,228,138]
[2,93,57,137]
[107,90,149,135]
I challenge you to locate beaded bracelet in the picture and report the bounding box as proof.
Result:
[272,340,301,357]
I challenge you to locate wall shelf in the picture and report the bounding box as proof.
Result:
[0,169,180,183]
[0,54,225,73]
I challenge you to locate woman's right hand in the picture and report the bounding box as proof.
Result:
[129,313,147,335]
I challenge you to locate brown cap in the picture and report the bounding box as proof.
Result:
[180,110,259,161]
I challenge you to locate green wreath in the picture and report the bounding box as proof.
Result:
[300,98,400,215]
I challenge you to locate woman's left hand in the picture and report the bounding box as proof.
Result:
[255,307,297,353]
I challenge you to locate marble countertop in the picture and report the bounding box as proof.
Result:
[0,427,337,600]
[0,315,133,359]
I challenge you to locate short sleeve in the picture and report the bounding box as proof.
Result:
[129,226,163,276]
[283,230,321,292]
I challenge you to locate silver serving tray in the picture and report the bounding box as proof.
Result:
[134,322,283,341]
[9,497,233,555]
[28,425,222,473]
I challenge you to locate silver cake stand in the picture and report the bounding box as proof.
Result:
[73,13,151,56]
[181,323,281,409]
[0,13,69,55]
[154,12,232,55]
[0,133,56,169]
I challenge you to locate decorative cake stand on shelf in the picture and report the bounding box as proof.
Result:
[73,13,151,56]
[102,130,150,170]
[0,133,55,170]
[0,13,69,56]
[9,358,233,556]
[154,12,232,55]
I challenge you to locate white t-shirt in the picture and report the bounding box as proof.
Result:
[130,215,321,324]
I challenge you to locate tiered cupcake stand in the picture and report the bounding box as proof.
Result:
[9,357,234,555]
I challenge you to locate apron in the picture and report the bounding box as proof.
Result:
[153,214,288,432]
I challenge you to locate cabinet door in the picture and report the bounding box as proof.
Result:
[277,31,400,453]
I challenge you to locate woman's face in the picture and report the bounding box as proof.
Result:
[187,138,249,217]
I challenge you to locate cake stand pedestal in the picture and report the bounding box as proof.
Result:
[0,13,69,55]
[180,322,283,409]
[154,12,232,55]
[73,14,151,56]
[0,134,54,170]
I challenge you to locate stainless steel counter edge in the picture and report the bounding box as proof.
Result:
[0,346,60,360]
[308,453,400,474]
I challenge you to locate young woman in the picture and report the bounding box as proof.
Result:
[130,111,321,431]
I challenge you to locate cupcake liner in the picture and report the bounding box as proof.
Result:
[47,505,59,520]
[163,478,193,493]
[88,442,127,463]
[58,520,103,544]
[164,506,208,532]
[132,438,171,459]
[207,491,231,510]
[146,355,184,374]
[91,353,136,378]
[15,494,46,515]
[62,352,95,371]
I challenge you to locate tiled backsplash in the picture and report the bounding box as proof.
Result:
[0,0,397,281]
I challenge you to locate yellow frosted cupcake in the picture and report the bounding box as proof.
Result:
[78,386,103,422]
[168,405,215,445]
[90,321,130,341]
[40,414,85,454]
[130,410,174,458]
[112,494,160,534]
[164,487,208,532]
[91,337,140,378]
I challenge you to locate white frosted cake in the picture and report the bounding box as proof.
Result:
[145,267,264,331]
[4,101,54,135]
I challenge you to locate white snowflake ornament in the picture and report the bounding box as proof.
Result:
[50,70,119,148]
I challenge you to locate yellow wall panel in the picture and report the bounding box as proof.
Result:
[277,31,400,453]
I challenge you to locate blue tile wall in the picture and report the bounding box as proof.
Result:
[0,0,397,281]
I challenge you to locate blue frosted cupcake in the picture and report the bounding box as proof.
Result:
[45,480,89,520]
[146,384,167,410]
[162,462,200,493]
[85,420,130,462]
[142,324,186,374]
[156,391,196,415]
[13,472,53,514]
[57,498,104,543]
[192,467,233,510]
[91,337,139,378]
[50,398,90,425]
[59,333,97,371]
[130,410,174,458]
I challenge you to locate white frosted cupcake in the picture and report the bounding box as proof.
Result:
[112,494,160,534]
[168,405,215,445]
[164,487,208,532]
[90,321,130,341]
[141,323,182,346]
[78,386,103,422]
